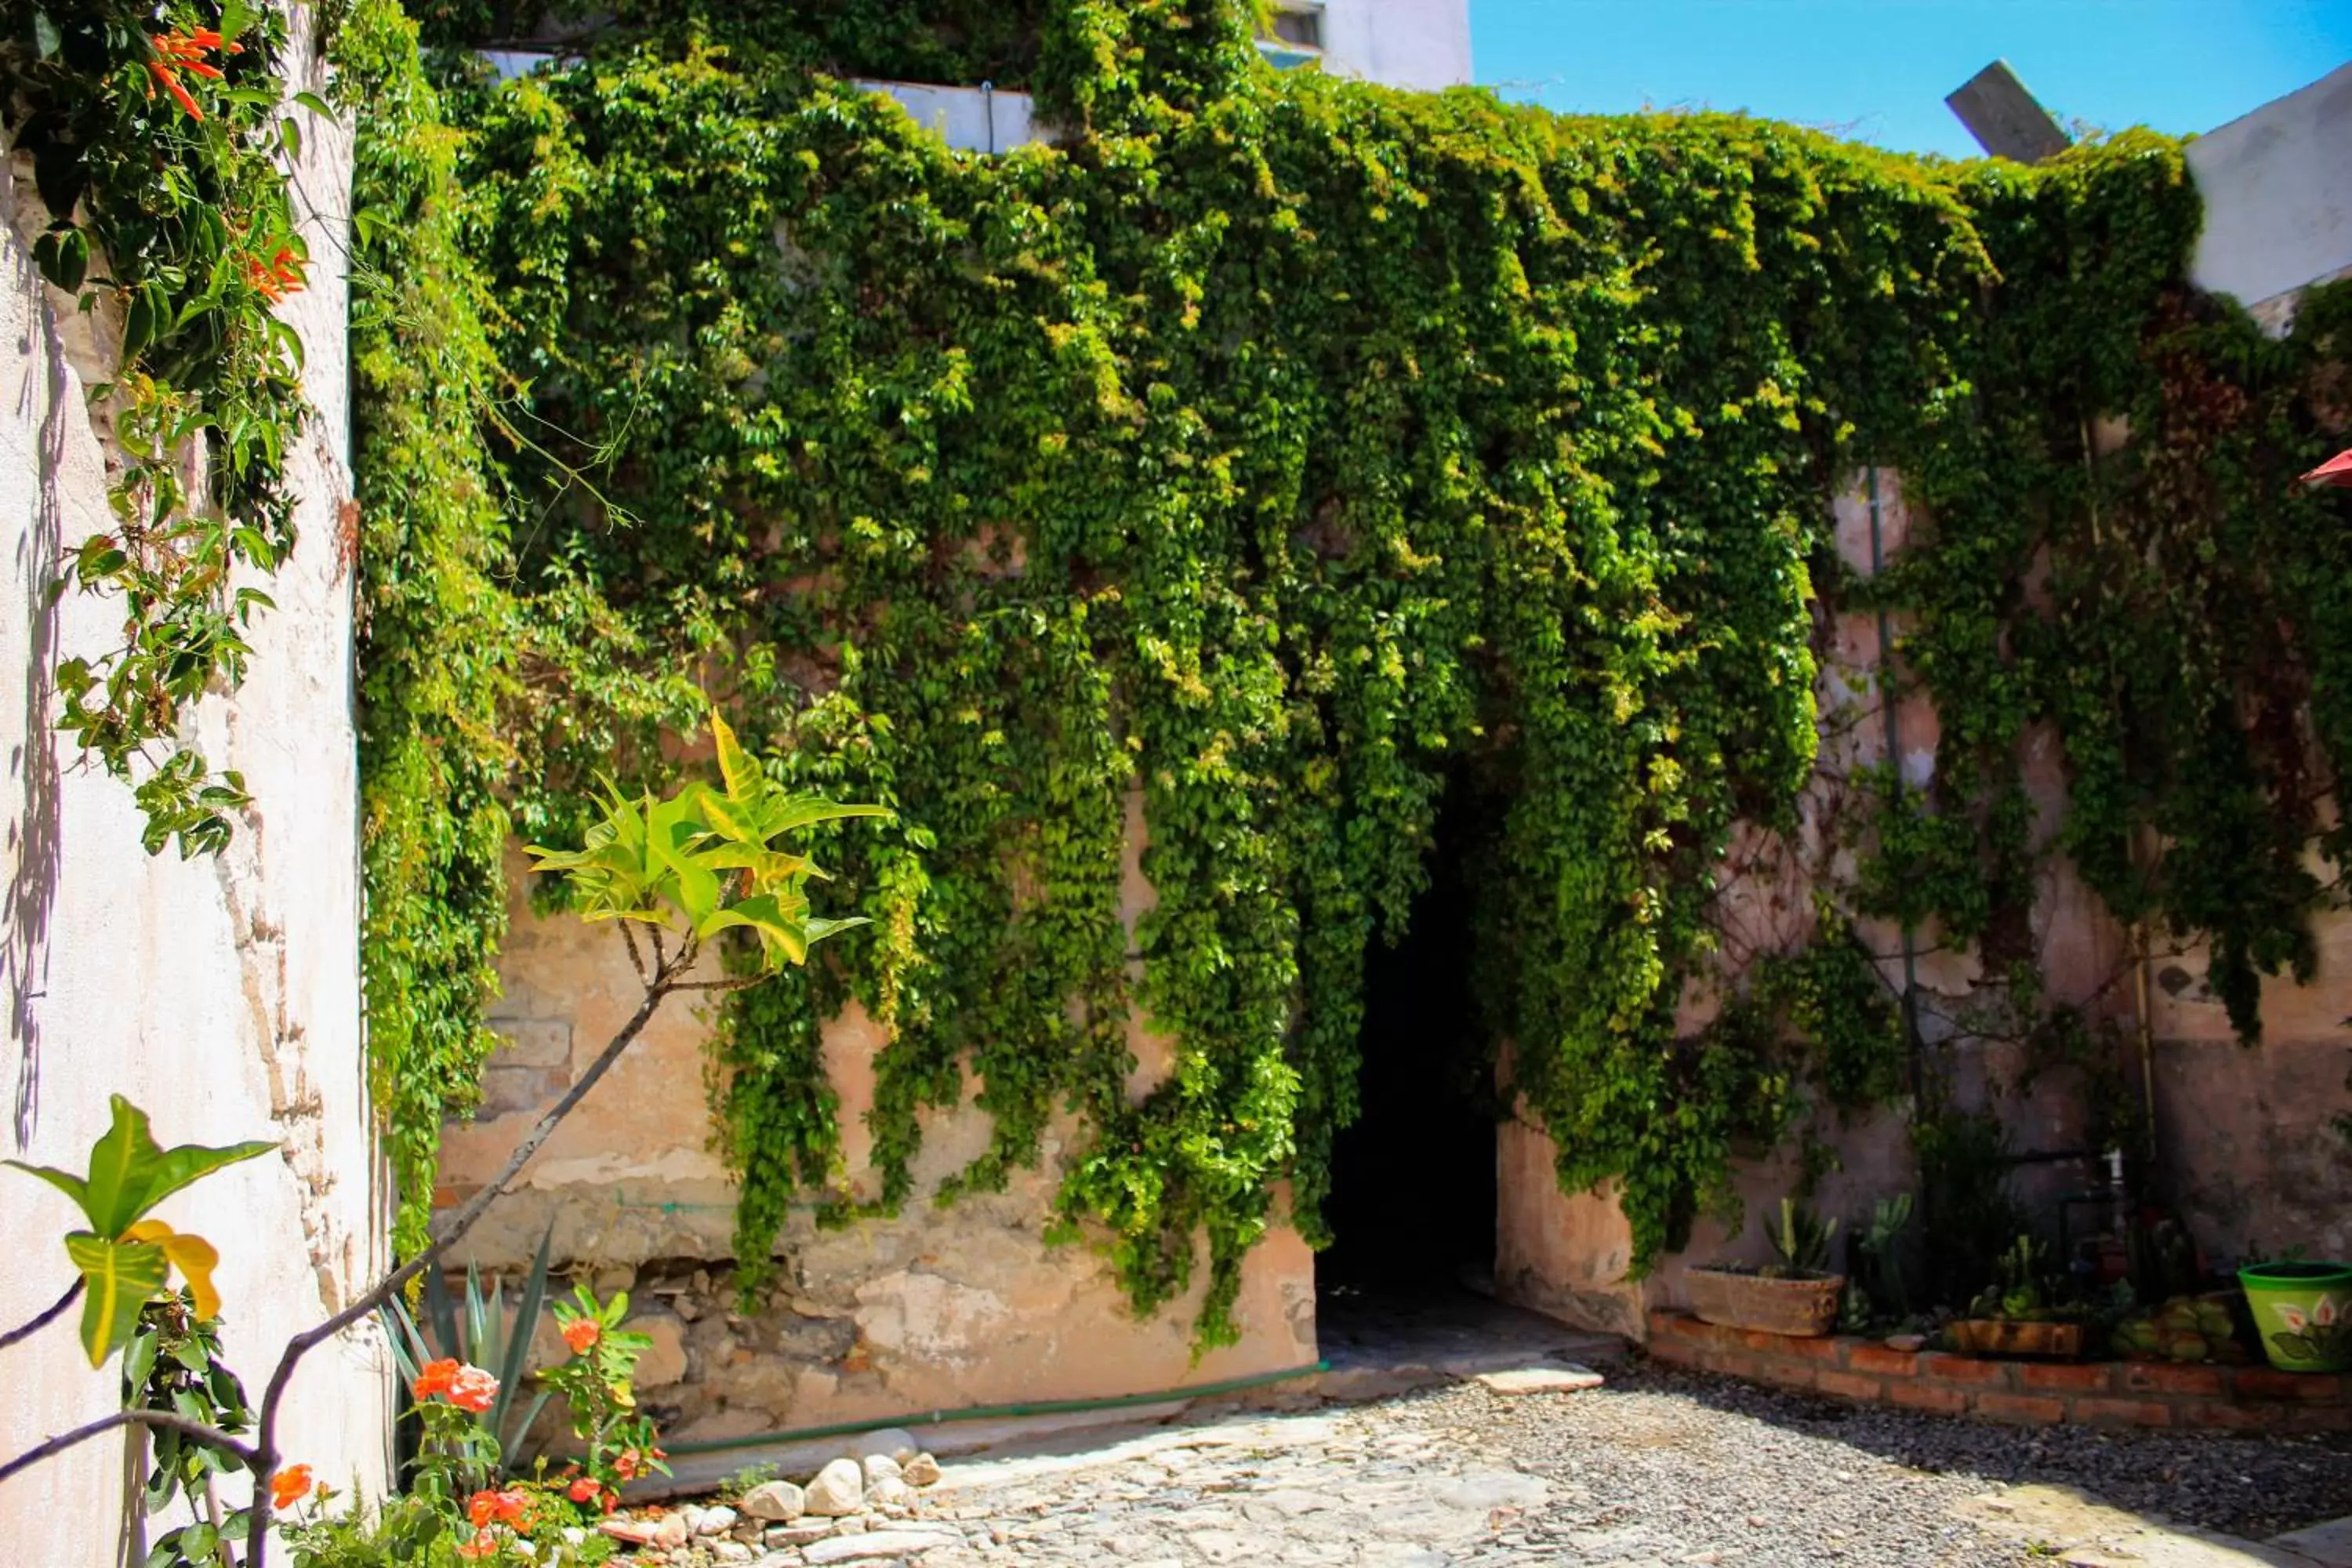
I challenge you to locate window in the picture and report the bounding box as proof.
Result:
[1269,6,1322,49]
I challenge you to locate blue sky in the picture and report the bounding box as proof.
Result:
[1471,1,2352,159]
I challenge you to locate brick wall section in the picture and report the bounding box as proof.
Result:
[1647,1311,2352,1434]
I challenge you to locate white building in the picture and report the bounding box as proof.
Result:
[1263,0,1475,93]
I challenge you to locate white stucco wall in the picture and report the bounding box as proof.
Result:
[2187,61,2352,330]
[0,19,387,1562]
[1318,0,1474,93]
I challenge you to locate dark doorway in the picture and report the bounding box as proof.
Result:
[1316,790,1497,1299]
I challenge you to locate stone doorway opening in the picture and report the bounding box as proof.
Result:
[1314,783,1503,1348]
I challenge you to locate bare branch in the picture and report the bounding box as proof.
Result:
[620,921,649,985]
[244,952,681,1566]
[669,975,768,993]
[0,1280,82,1351]
[1,1409,257,1490]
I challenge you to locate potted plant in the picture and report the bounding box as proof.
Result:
[1947,1235,2089,1358]
[2240,1258,2352,1374]
[1686,1198,1846,1338]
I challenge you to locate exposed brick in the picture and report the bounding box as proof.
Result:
[1815,1370,1886,1402]
[1888,1381,1971,1414]
[1746,1359,1820,1392]
[2119,1363,2223,1397]
[2019,1363,2114,1393]
[1783,1334,1845,1362]
[2070,1398,2173,1428]
[1648,1338,1704,1368]
[1973,1393,2069,1425]
[2233,1368,2340,1403]
[1651,1312,1716,1343]
[2177,1400,2278,1431]
[1918,1354,2012,1388]
[1847,1345,1920,1377]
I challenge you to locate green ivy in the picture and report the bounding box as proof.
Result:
[336,0,520,1254]
[3,1,323,855]
[352,3,2348,1336]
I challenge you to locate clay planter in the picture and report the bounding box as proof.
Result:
[1686,1267,1845,1338]
[1947,1319,2086,1359]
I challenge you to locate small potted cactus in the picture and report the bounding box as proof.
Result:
[1686,1197,1846,1338]
[1947,1235,2089,1358]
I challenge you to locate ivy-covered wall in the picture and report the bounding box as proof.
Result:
[356,0,2352,1374]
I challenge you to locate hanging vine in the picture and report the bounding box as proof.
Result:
[327,2,2352,1332]
[2,1,323,855]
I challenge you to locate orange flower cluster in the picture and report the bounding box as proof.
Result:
[412,1357,499,1414]
[248,246,306,303]
[560,1316,600,1354]
[269,1465,314,1510]
[466,1489,531,1528]
[147,28,238,122]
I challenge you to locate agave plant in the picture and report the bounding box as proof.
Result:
[383,1228,556,1476]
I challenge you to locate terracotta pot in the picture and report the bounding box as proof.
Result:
[1947,1319,2085,1359]
[1686,1267,1845,1338]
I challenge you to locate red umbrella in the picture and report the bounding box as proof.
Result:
[2304,448,2352,488]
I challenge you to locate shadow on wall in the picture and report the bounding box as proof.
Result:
[4,225,67,1153]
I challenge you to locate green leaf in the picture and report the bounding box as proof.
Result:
[66,1232,168,1367]
[31,227,88,294]
[31,9,60,57]
[292,91,337,123]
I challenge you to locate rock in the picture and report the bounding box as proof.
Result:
[681,1505,710,1536]
[768,1522,838,1548]
[866,1477,914,1514]
[599,1518,663,1548]
[860,1454,902,1487]
[833,1515,869,1534]
[902,1453,941,1487]
[710,1543,756,1564]
[1885,1333,1927,1352]
[806,1457,866,1517]
[742,1480,808,1522]
[851,1428,921,1465]
[699,1504,741,1537]
[1473,1364,1605,1396]
[654,1512,691,1551]
[800,1529,963,1564]
[631,1312,690,1388]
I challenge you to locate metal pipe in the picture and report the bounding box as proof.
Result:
[981,80,996,155]
[658,1359,1331,1460]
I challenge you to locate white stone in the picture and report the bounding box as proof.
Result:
[801,1530,964,1564]
[867,1477,915,1513]
[742,1480,808,1521]
[710,1543,755,1564]
[852,1428,922,1465]
[1472,1363,1604,1396]
[902,1453,942,1487]
[861,1454,902,1487]
[768,1522,837,1547]
[807,1457,866,1517]
[654,1512,691,1550]
[699,1504,742,1536]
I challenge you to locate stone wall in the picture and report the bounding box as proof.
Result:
[437,810,1319,1444]
[0,18,388,1562]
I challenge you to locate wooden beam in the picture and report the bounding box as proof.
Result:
[1947,60,2071,164]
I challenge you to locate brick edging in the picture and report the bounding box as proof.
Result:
[1646,1310,2351,1432]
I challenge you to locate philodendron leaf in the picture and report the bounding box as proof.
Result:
[125,1220,225,1320]
[65,1232,169,1367]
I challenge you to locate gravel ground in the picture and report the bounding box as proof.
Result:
[637,1359,2352,1566]
[888,1365,2352,1567]
[1571,1363,2352,1542]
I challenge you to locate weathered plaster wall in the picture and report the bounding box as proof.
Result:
[438,812,1317,1443]
[2186,60,2352,334]
[0,21,387,1558]
[1319,0,1475,93]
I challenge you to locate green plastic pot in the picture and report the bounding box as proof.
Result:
[2238,1261,2352,1373]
